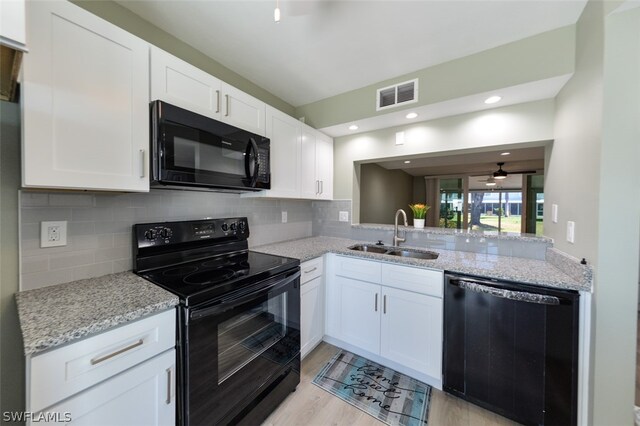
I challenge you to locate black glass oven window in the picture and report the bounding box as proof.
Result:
[218,293,287,384]
[173,135,246,176]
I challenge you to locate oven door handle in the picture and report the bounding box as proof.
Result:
[190,271,300,320]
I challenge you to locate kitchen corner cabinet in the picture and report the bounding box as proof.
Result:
[26,310,176,426]
[300,257,325,358]
[0,0,26,51]
[150,46,266,136]
[22,0,150,192]
[245,107,333,200]
[325,255,443,387]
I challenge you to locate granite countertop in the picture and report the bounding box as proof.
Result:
[253,236,590,292]
[15,272,179,356]
[353,223,552,243]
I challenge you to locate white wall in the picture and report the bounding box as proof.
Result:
[333,99,556,222]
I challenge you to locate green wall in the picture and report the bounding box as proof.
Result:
[359,164,414,224]
[0,101,24,421]
[296,25,575,129]
[71,0,295,117]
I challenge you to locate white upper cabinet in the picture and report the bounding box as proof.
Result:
[22,0,150,192]
[263,105,301,198]
[150,46,222,120]
[315,132,334,200]
[0,0,26,50]
[150,47,265,136]
[300,128,318,199]
[221,83,266,136]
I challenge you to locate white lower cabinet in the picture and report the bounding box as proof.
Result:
[325,255,444,388]
[300,257,324,358]
[45,350,175,426]
[26,309,176,425]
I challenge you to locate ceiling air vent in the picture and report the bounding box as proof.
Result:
[376,78,418,111]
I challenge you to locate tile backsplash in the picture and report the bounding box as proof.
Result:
[20,190,312,291]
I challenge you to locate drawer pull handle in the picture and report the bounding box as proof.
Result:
[383,295,387,314]
[304,267,318,274]
[166,368,172,405]
[90,339,144,365]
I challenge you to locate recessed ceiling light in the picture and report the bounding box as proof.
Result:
[348,124,358,131]
[404,160,411,164]
[405,112,418,119]
[484,96,502,104]
[500,152,511,156]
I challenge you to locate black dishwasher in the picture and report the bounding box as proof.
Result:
[443,273,579,426]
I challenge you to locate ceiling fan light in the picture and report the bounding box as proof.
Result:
[485,181,497,186]
[493,162,508,179]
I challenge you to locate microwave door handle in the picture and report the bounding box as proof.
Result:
[245,138,260,187]
[190,271,301,320]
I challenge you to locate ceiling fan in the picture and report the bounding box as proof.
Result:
[477,176,497,187]
[491,162,538,179]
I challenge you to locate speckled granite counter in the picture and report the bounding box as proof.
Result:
[15,272,179,356]
[253,236,591,292]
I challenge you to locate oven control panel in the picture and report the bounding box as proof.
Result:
[134,217,250,248]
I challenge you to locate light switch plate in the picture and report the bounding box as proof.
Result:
[566,221,575,244]
[552,204,558,223]
[339,211,349,222]
[281,211,287,223]
[41,221,67,248]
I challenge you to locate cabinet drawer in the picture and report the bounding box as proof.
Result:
[300,257,323,284]
[381,264,443,298]
[29,309,176,413]
[334,256,381,283]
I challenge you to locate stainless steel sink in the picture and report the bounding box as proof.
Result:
[348,244,439,260]
[385,250,439,260]
[348,244,388,254]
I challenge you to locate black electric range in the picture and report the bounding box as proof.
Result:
[133,217,301,425]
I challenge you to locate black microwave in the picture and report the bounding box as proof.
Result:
[150,100,270,192]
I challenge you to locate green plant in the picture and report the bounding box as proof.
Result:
[408,203,430,219]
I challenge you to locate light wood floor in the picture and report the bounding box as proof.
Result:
[263,342,520,426]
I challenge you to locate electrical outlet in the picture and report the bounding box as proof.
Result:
[566,221,575,244]
[281,211,288,223]
[552,204,558,223]
[339,211,349,222]
[41,221,67,248]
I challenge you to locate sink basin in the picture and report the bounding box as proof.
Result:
[348,244,388,254]
[385,250,439,260]
[348,244,439,260]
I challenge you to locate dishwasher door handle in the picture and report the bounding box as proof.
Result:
[451,279,560,306]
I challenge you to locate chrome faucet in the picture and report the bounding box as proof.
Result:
[393,209,408,246]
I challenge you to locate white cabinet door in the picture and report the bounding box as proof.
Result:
[262,106,301,198]
[150,46,222,120]
[44,350,175,426]
[301,276,324,359]
[22,1,149,192]
[0,0,26,50]
[380,286,443,379]
[221,83,266,136]
[315,132,333,200]
[300,128,318,199]
[337,276,380,354]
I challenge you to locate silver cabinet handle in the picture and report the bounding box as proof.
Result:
[90,339,144,365]
[316,180,319,195]
[374,293,378,312]
[383,295,387,314]
[320,180,323,195]
[225,94,229,117]
[304,267,317,274]
[215,90,220,113]
[452,279,560,305]
[139,149,145,178]
[166,368,172,405]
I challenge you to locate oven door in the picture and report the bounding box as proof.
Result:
[182,270,300,425]
[152,101,270,191]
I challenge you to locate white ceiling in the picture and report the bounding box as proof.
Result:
[377,146,545,177]
[116,0,587,107]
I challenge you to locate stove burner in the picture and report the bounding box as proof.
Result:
[202,259,233,269]
[163,266,199,276]
[183,268,236,286]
